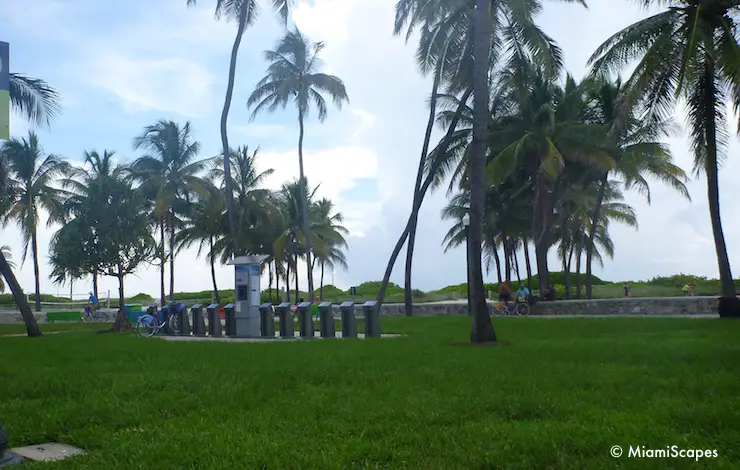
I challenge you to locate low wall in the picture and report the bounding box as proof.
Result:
[0,297,719,324]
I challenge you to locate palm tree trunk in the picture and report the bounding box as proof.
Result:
[575,246,583,299]
[492,243,502,284]
[586,174,608,299]
[112,264,130,332]
[93,272,98,299]
[275,260,280,303]
[221,6,249,257]
[0,250,41,337]
[703,65,738,316]
[564,243,574,300]
[159,219,166,306]
[513,247,522,284]
[523,235,533,293]
[470,0,496,343]
[533,175,552,297]
[209,236,220,305]
[294,253,299,303]
[31,230,41,311]
[286,260,291,302]
[376,87,473,306]
[320,261,325,300]
[404,59,445,317]
[268,260,273,304]
[502,234,511,281]
[297,110,315,300]
[169,210,175,303]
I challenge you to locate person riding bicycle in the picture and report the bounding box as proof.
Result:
[87,291,99,314]
[682,282,694,296]
[515,285,530,304]
[498,280,513,305]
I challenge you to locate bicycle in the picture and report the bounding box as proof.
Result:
[82,305,108,322]
[136,306,180,337]
[491,299,530,317]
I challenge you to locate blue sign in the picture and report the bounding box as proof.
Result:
[0,42,8,91]
[235,264,260,274]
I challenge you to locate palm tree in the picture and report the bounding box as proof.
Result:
[247,28,349,300]
[2,131,69,311]
[186,0,290,257]
[176,182,226,304]
[131,120,206,303]
[0,245,13,294]
[588,0,740,316]
[310,198,349,300]
[9,74,60,126]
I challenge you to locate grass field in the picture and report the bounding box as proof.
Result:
[1,317,738,469]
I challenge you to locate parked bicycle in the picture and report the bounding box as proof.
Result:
[82,305,108,322]
[491,299,530,317]
[136,305,181,337]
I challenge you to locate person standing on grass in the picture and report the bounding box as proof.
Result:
[623,283,631,298]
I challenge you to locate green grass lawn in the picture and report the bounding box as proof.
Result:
[1,317,738,469]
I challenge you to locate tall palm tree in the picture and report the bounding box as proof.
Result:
[0,245,14,294]
[310,198,348,300]
[177,182,226,304]
[132,120,206,303]
[2,131,68,311]
[247,28,349,300]
[186,0,290,257]
[61,150,126,297]
[588,0,740,316]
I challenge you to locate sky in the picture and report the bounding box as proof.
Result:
[1,0,740,301]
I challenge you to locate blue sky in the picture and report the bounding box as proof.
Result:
[2,0,740,300]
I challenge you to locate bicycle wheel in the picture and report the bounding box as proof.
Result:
[516,302,530,317]
[491,303,505,317]
[167,314,180,336]
[136,315,158,338]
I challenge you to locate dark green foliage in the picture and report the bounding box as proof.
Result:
[0,317,738,467]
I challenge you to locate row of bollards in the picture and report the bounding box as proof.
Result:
[168,300,381,339]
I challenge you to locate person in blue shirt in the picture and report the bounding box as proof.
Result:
[88,292,99,313]
[516,285,530,304]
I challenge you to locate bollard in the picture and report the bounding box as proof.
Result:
[318,302,335,338]
[160,304,172,334]
[177,303,190,336]
[259,303,275,338]
[339,301,357,338]
[363,300,381,338]
[276,302,294,338]
[224,303,236,337]
[207,303,222,337]
[297,301,314,338]
[191,304,205,337]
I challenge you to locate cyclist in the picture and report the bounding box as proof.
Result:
[682,282,694,296]
[87,291,99,315]
[498,280,513,306]
[515,285,530,304]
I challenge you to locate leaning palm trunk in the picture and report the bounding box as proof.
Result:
[513,249,522,285]
[586,174,608,299]
[0,251,41,337]
[297,110,315,299]
[221,6,249,257]
[523,236,533,293]
[31,231,41,311]
[492,243,502,284]
[469,0,496,343]
[209,237,220,305]
[377,87,473,306]
[404,58,444,317]
[702,63,739,317]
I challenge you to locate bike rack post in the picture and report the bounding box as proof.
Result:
[191,304,205,337]
[160,304,171,334]
[224,303,236,337]
[207,303,222,337]
[259,303,275,338]
[362,301,381,338]
[339,301,357,338]
[276,302,294,338]
[297,301,314,338]
[318,302,335,338]
[178,303,190,335]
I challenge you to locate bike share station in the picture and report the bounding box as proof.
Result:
[147,254,398,342]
